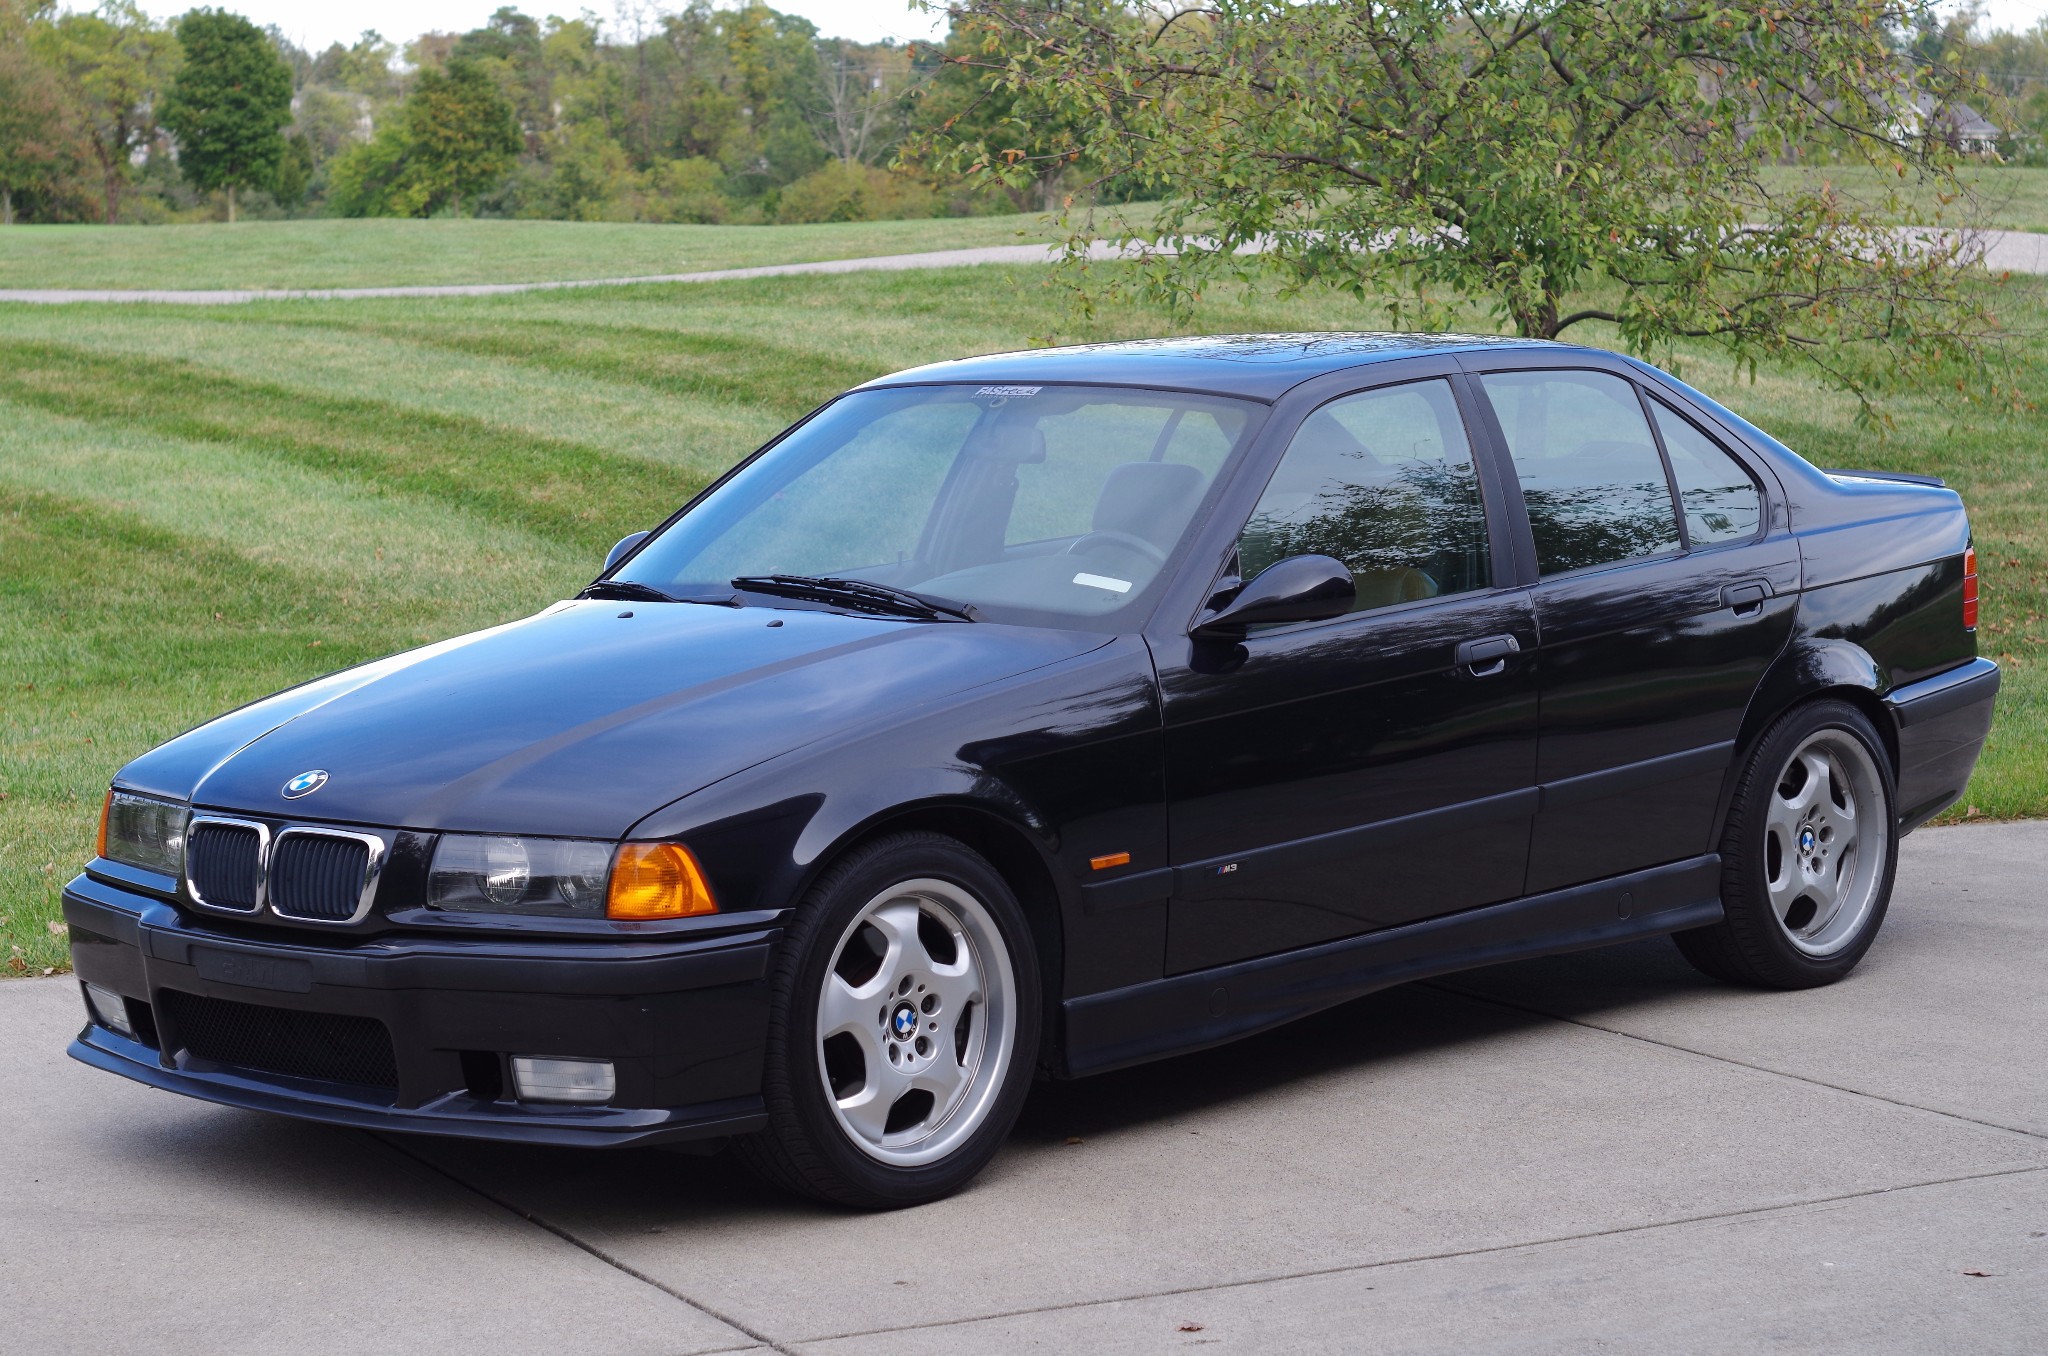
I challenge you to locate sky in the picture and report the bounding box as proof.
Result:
[120,0,2048,56]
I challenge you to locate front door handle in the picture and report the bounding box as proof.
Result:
[1456,634,1521,677]
[1723,582,1770,617]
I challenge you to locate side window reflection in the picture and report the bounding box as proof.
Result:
[1479,370,1681,575]
[1238,379,1491,614]
[1650,399,1763,545]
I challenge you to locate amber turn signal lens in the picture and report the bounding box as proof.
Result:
[606,841,718,920]
[96,790,112,860]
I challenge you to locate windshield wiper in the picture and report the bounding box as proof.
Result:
[579,579,736,606]
[731,574,978,622]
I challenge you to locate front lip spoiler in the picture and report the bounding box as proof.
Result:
[68,1026,767,1148]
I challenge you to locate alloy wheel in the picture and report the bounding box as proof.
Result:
[1763,729,1889,957]
[815,877,1017,1167]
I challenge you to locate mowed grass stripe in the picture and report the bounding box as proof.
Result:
[0,395,591,622]
[316,316,883,416]
[0,304,795,471]
[0,340,705,550]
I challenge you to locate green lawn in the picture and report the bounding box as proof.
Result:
[2,243,2042,976]
[1761,163,2048,234]
[0,214,1065,291]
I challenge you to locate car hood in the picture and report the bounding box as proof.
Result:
[117,601,1111,839]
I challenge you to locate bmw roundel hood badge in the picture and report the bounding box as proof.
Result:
[281,769,329,799]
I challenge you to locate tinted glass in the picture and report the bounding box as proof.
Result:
[1480,370,1680,575]
[1238,379,1490,613]
[616,384,1259,626]
[1650,399,1763,545]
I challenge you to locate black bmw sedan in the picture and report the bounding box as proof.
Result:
[67,334,1998,1208]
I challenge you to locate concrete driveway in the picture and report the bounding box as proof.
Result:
[3,822,2042,1354]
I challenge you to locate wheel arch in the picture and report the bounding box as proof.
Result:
[1716,637,1900,832]
[795,797,1069,1061]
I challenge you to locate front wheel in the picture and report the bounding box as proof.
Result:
[1675,699,1899,989]
[739,832,1041,1208]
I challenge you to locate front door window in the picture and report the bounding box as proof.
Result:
[1237,378,1491,614]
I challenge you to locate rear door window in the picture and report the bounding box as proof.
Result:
[1649,399,1764,545]
[1478,370,1681,575]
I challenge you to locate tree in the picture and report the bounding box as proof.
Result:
[159,8,293,222]
[906,13,1096,214]
[939,1,2004,405]
[30,1,178,224]
[327,57,519,216]
[806,39,912,166]
[0,0,74,224]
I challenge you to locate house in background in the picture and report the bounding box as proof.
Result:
[1896,92,2007,156]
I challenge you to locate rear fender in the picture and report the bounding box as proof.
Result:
[1714,637,1892,832]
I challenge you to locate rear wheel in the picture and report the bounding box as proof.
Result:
[739,831,1040,1208]
[1675,699,1898,989]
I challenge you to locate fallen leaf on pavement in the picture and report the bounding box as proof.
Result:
[1962,1270,1995,1277]
[1178,1323,1205,1333]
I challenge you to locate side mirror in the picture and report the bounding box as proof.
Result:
[604,530,651,573]
[1191,554,1355,639]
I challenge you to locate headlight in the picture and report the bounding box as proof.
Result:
[428,834,720,920]
[98,790,189,876]
[429,834,613,917]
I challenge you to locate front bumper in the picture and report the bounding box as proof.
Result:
[63,872,778,1147]
[1887,656,2002,832]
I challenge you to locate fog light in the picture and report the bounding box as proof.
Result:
[83,983,134,1038]
[510,1055,615,1105]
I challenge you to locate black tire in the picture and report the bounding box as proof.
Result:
[737,831,1042,1209]
[1675,698,1899,989]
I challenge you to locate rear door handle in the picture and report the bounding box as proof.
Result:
[1456,634,1521,677]
[1723,582,1770,617]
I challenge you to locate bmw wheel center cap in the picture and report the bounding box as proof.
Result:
[282,769,330,799]
[891,1003,919,1040]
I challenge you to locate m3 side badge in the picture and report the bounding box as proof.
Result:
[281,769,329,799]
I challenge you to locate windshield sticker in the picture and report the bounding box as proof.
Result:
[976,385,1041,398]
[1073,572,1133,594]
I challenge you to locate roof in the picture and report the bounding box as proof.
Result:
[861,333,1573,402]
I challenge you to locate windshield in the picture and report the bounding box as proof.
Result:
[616,383,1263,627]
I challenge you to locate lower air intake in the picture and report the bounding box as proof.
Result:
[160,989,399,1090]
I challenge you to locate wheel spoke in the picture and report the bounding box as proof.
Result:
[1787,751,1831,815]
[865,898,933,976]
[837,1057,913,1144]
[818,971,879,1039]
[909,1058,969,1119]
[1768,857,1806,924]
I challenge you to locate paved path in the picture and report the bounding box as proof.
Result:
[3,228,2045,306]
[2,821,2043,1353]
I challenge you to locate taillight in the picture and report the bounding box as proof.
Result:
[1962,547,1979,631]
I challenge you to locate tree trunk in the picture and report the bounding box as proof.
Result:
[2,188,12,226]
[228,184,237,224]
[1510,290,1562,340]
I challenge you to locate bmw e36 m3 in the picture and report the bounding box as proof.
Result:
[66,334,1998,1207]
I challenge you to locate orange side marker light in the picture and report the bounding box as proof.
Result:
[1089,851,1132,871]
[607,841,719,920]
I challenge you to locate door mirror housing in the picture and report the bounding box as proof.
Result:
[1192,554,1355,639]
[604,531,651,573]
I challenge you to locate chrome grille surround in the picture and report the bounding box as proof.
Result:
[184,816,271,914]
[266,827,386,926]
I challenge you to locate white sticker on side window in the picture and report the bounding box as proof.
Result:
[1073,572,1132,594]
